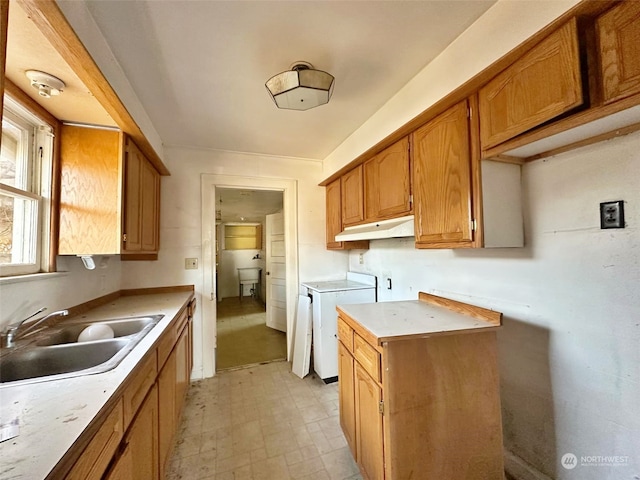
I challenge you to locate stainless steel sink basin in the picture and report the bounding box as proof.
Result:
[0,338,130,384]
[0,314,163,386]
[36,316,162,346]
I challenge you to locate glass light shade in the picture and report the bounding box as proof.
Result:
[265,64,334,111]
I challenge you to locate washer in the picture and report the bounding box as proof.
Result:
[301,272,376,383]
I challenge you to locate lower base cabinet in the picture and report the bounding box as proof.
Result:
[106,384,159,480]
[66,300,194,480]
[337,295,504,480]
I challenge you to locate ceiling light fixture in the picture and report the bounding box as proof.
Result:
[25,70,65,98]
[265,61,334,111]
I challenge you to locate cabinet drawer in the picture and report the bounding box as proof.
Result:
[157,307,189,369]
[353,334,380,382]
[337,317,354,352]
[123,351,157,427]
[66,399,124,480]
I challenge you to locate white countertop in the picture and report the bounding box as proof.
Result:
[337,299,499,344]
[0,290,193,480]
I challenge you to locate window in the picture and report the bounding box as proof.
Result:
[0,96,53,276]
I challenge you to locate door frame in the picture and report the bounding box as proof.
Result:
[201,174,298,377]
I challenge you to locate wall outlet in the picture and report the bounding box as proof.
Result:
[185,258,198,269]
[600,200,624,229]
[359,253,364,265]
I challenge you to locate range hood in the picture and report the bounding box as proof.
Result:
[335,215,415,241]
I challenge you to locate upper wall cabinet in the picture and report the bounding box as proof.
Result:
[341,165,365,227]
[479,18,583,150]
[326,178,369,251]
[364,136,411,222]
[412,101,474,247]
[413,98,524,249]
[597,1,640,104]
[59,125,160,258]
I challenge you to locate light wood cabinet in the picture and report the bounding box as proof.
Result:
[338,341,356,454]
[325,177,369,250]
[106,384,159,480]
[341,165,365,226]
[354,362,384,480]
[58,125,160,258]
[363,137,411,222]
[68,298,194,480]
[65,400,124,480]
[337,293,504,480]
[478,18,583,150]
[123,138,160,254]
[412,100,474,248]
[597,1,640,104]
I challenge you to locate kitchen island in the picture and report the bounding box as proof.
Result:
[0,288,194,479]
[337,292,504,480]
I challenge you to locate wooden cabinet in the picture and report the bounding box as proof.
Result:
[158,305,192,477]
[338,341,356,454]
[597,1,640,104]
[68,298,194,480]
[106,385,159,480]
[479,18,583,150]
[354,362,384,480]
[325,177,369,250]
[364,137,411,222]
[123,138,160,254]
[66,400,124,480]
[341,165,365,226]
[337,293,504,480]
[58,125,161,258]
[412,100,474,248]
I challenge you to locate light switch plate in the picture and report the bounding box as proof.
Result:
[185,258,198,269]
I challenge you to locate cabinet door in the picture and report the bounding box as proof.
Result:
[140,159,160,252]
[107,384,159,480]
[478,18,583,149]
[175,324,190,419]
[123,140,143,252]
[341,165,364,226]
[326,178,343,249]
[354,363,384,480]
[597,1,640,104]
[158,348,177,478]
[58,126,123,255]
[338,342,357,458]
[364,137,411,221]
[412,100,473,247]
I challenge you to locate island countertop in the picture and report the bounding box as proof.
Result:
[0,289,194,480]
[336,291,502,345]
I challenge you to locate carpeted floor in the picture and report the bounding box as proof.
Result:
[216,297,287,371]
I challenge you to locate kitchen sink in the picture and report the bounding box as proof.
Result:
[36,316,162,346]
[0,315,163,386]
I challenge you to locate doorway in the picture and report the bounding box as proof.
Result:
[201,175,299,377]
[215,188,285,370]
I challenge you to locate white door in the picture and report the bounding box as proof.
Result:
[266,212,286,332]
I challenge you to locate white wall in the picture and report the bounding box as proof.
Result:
[219,248,264,299]
[0,255,122,329]
[120,146,349,379]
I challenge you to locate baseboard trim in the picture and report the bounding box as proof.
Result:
[504,449,553,480]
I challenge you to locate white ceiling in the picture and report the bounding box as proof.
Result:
[216,188,283,224]
[81,0,497,160]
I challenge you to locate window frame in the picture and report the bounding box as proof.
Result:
[0,86,59,277]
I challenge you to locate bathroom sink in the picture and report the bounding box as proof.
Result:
[36,315,162,346]
[0,315,164,386]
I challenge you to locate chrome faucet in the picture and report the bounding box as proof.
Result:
[1,308,69,348]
